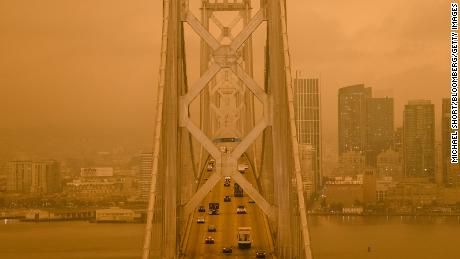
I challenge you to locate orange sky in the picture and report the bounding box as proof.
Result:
[0,0,450,159]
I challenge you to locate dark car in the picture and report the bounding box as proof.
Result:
[205,236,215,244]
[224,196,231,202]
[208,225,216,232]
[222,247,233,253]
[209,209,219,215]
[198,206,205,212]
[224,182,230,187]
[256,250,266,258]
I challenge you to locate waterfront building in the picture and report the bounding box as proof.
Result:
[65,178,124,197]
[323,180,364,207]
[24,209,95,221]
[363,169,377,204]
[386,179,438,206]
[96,207,137,223]
[376,177,397,202]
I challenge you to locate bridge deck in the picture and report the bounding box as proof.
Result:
[184,158,274,258]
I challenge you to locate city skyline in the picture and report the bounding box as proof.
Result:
[0,0,450,163]
[0,1,457,258]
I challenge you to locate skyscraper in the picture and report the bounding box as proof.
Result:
[366,97,394,165]
[6,161,32,192]
[294,73,322,193]
[338,84,372,156]
[31,160,61,193]
[403,100,435,180]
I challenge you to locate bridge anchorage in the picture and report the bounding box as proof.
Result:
[143,1,313,258]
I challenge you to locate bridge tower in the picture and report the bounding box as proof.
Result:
[142,1,313,258]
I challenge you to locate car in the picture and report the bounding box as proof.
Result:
[224,196,231,202]
[248,198,255,203]
[198,206,205,212]
[224,176,231,181]
[208,225,216,232]
[236,206,247,214]
[197,217,205,224]
[207,164,213,171]
[205,236,215,244]
[224,182,230,187]
[222,247,233,253]
[209,209,219,215]
[256,250,266,258]
[238,163,248,173]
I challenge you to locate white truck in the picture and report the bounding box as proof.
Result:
[237,227,252,249]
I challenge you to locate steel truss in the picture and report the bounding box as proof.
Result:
[143,1,313,258]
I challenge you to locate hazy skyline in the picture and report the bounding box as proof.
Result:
[0,0,450,161]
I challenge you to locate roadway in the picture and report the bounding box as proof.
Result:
[183,157,274,258]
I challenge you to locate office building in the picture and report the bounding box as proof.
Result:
[294,73,322,193]
[366,97,394,165]
[403,100,435,180]
[6,161,32,192]
[338,84,371,156]
[31,160,61,193]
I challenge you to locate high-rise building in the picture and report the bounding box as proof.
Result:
[393,127,403,152]
[31,160,61,193]
[441,98,460,186]
[338,84,372,156]
[338,85,394,167]
[138,152,153,201]
[6,161,32,192]
[294,74,322,193]
[403,100,435,180]
[366,97,394,165]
